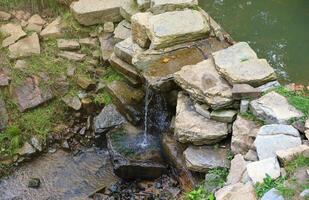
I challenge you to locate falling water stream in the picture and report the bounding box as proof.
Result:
[140,84,151,148]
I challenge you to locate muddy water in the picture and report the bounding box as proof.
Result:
[0,148,118,200]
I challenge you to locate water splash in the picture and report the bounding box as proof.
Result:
[140,83,151,148]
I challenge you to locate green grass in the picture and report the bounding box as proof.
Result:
[94,91,112,105]
[100,68,124,84]
[240,111,265,126]
[0,125,22,157]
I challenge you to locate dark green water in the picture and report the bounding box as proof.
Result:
[200,0,309,85]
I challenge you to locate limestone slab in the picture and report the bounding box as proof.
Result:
[9,33,40,59]
[150,0,198,14]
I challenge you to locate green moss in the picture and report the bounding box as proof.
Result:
[94,91,112,105]
[101,68,124,84]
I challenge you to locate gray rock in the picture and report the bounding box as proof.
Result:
[104,22,115,33]
[245,149,258,162]
[62,96,82,110]
[300,189,309,199]
[58,51,86,61]
[94,104,127,134]
[131,12,152,48]
[226,154,247,185]
[194,103,210,119]
[137,0,151,11]
[255,124,301,160]
[210,110,237,123]
[114,37,144,64]
[120,0,139,22]
[99,32,115,61]
[183,145,229,173]
[150,0,198,14]
[276,145,309,166]
[240,99,250,114]
[213,42,276,86]
[246,157,281,184]
[40,17,63,39]
[0,23,26,47]
[257,81,281,92]
[215,182,257,200]
[0,96,8,131]
[250,91,304,124]
[79,37,98,48]
[261,188,284,200]
[114,20,132,43]
[70,0,123,26]
[17,142,36,157]
[175,92,228,145]
[231,116,259,155]
[147,10,210,49]
[232,84,261,100]
[30,137,43,152]
[57,39,80,50]
[174,59,233,110]
[9,33,40,59]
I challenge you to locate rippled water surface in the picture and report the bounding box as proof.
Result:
[200,0,309,84]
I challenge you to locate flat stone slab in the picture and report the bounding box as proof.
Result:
[246,157,281,184]
[114,37,144,65]
[175,59,233,110]
[70,0,123,26]
[250,91,304,124]
[254,124,301,160]
[210,110,237,123]
[40,17,63,39]
[57,39,80,50]
[232,84,261,100]
[174,92,228,145]
[215,182,257,200]
[58,51,86,61]
[9,33,40,59]
[183,145,229,173]
[147,10,210,49]
[276,145,309,166]
[226,154,247,185]
[99,32,115,61]
[150,0,198,14]
[213,42,276,86]
[0,23,26,47]
[10,76,53,112]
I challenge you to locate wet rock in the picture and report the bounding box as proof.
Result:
[104,22,115,33]
[0,11,11,21]
[99,32,115,61]
[62,96,82,110]
[70,0,123,26]
[210,110,237,123]
[131,12,152,48]
[120,0,139,22]
[254,124,301,160]
[226,154,247,185]
[40,17,63,39]
[183,145,229,173]
[79,37,98,48]
[94,104,127,134]
[257,80,281,92]
[106,80,144,124]
[174,59,233,109]
[232,84,261,100]
[57,39,80,50]
[261,188,284,200]
[9,33,40,59]
[0,23,26,47]
[150,0,198,14]
[276,145,309,166]
[58,51,86,61]
[28,178,41,189]
[0,96,8,131]
[215,182,257,200]
[246,157,281,184]
[11,76,53,112]
[231,115,259,155]
[175,92,228,145]
[213,42,276,86]
[0,68,10,87]
[77,76,96,91]
[107,124,167,179]
[114,20,132,43]
[250,91,304,124]
[147,10,210,49]
[114,37,144,65]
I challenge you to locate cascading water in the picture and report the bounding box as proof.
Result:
[140,84,151,148]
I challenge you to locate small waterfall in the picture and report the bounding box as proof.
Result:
[140,83,151,148]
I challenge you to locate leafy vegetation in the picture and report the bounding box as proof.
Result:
[94,91,112,105]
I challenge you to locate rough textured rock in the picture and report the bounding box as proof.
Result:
[183,145,229,173]
[120,0,139,22]
[0,96,8,131]
[0,68,10,87]
[0,23,26,47]
[245,149,258,161]
[104,22,114,33]
[0,11,11,21]
[175,92,228,145]
[26,14,46,33]
[94,104,126,134]
[261,188,284,200]
[40,17,63,39]
[226,154,247,185]
[10,76,53,112]
[250,91,304,124]
[137,0,151,11]
[194,103,210,119]
[257,81,281,92]
[246,157,281,184]
[62,96,81,110]
[254,124,301,160]
[276,145,309,166]
[114,20,132,43]
[150,0,198,14]
[8,33,40,59]
[70,0,123,26]
[17,142,36,158]
[131,12,152,48]
[210,110,237,123]
[99,32,115,61]
[58,51,86,61]
[232,84,261,100]
[231,116,259,155]
[215,182,257,200]
[174,59,233,109]
[79,37,98,48]
[57,39,80,50]
[240,99,250,114]
[213,42,276,86]
[114,37,144,64]
[76,76,96,90]
[147,10,210,49]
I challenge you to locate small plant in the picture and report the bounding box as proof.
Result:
[101,68,124,84]
[0,125,22,156]
[254,175,286,198]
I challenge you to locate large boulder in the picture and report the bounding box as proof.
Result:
[215,182,257,200]
[250,91,303,124]
[246,157,281,184]
[231,115,260,155]
[254,124,302,160]
[0,23,26,47]
[174,59,233,110]
[183,145,230,173]
[107,124,167,179]
[8,33,40,59]
[70,0,123,26]
[175,92,228,145]
[149,0,198,14]
[147,10,210,49]
[213,42,276,86]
